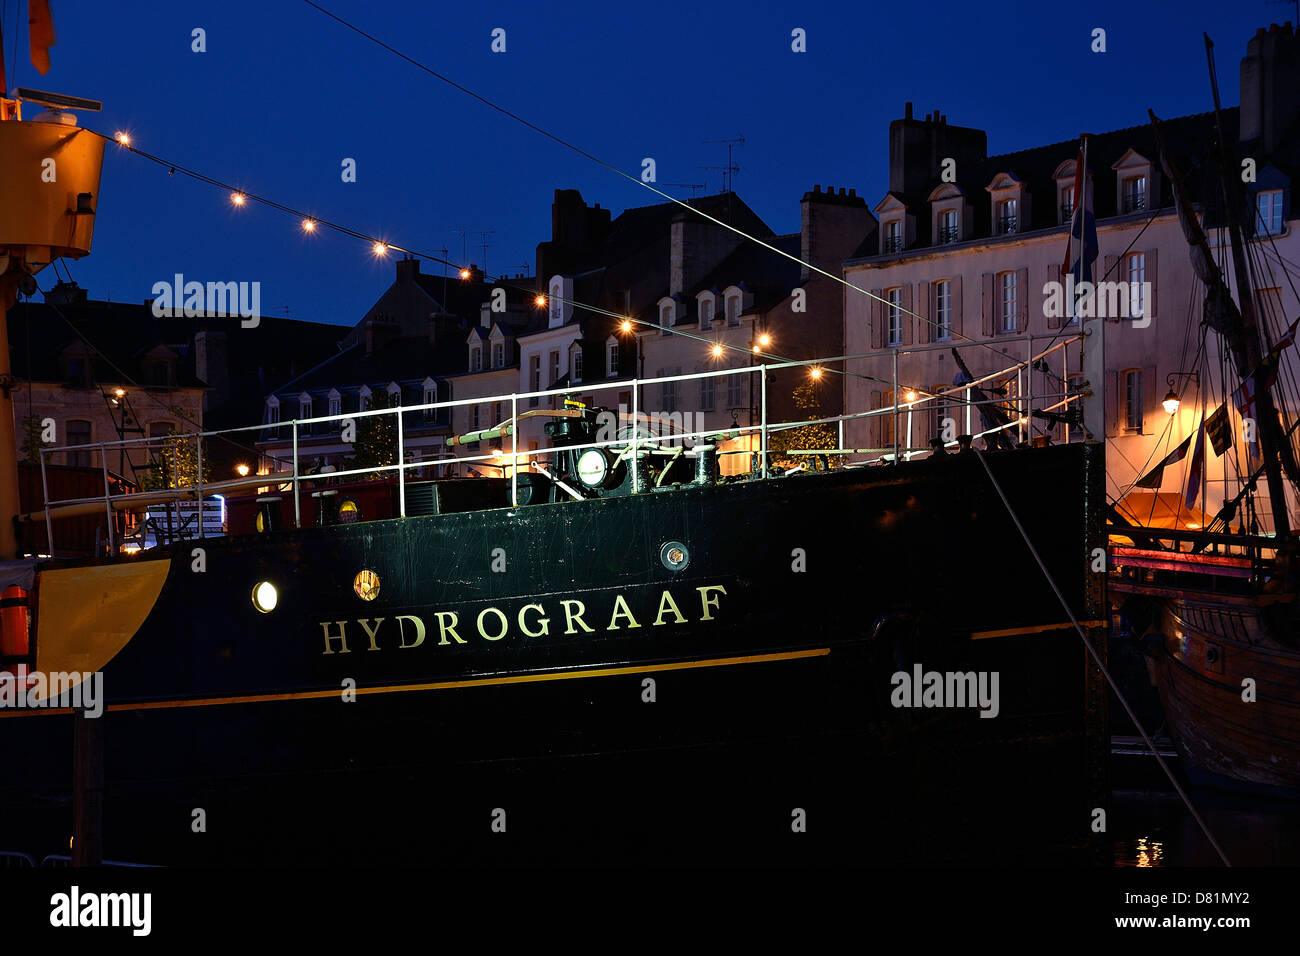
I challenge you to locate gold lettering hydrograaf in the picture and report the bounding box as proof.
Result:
[316,586,726,654]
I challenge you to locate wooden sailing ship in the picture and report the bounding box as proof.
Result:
[1109,36,1300,795]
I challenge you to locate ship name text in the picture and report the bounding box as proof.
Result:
[317,585,727,655]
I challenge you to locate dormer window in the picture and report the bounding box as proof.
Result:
[422,378,437,423]
[492,341,504,368]
[1257,189,1284,235]
[658,297,677,337]
[1061,185,1076,221]
[725,294,741,326]
[1122,176,1146,213]
[997,199,1017,235]
[697,292,715,330]
[549,283,562,324]
[327,389,341,418]
[359,385,372,411]
[387,382,402,405]
[299,392,312,420]
[470,345,482,372]
[883,219,903,253]
[266,397,281,437]
[1054,159,1089,226]
[938,209,959,244]
[1112,150,1156,218]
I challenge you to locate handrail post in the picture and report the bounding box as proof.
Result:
[396,403,406,518]
[291,422,301,529]
[510,394,518,507]
[196,432,205,539]
[40,446,54,557]
[965,386,972,436]
[760,364,768,479]
[100,447,114,557]
[631,378,639,493]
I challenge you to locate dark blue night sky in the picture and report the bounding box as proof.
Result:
[14,0,1293,325]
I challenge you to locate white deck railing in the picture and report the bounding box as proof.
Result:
[33,334,1085,555]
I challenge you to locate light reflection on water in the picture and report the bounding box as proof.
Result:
[1112,791,1300,866]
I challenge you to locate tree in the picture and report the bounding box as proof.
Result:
[18,415,44,462]
[769,380,839,470]
[138,425,210,490]
[346,390,397,480]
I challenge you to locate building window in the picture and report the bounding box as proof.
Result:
[1126,253,1146,320]
[1061,185,1076,221]
[1123,176,1147,213]
[471,346,482,372]
[937,209,959,244]
[658,368,679,413]
[700,369,716,411]
[607,340,620,377]
[699,297,713,330]
[571,346,583,383]
[359,387,372,411]
[299,395,313,435]
[66,419,92,467]
[999,272,1017,332]
[328,393,341,417]
[1124,370,1143,432]
[387,384,401,406]
[725,295,740,326]
[886,288,902,346]
[267,401,280,428]
[492,341,504,368]
[997,199,1017,235]
[935,280,952,340]
[529,355,541,407]
[423,383,437,423]
[1257,190,1284,236]
[660,303,674,336]
[883,220,903,253]
[879,390,895,448]
[549,349,561,386]
[726,365,743,408]
[550,285,562,324]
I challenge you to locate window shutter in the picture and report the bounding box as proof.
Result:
[951,276,963,338]
[916,281,931,344]
[1016,267,1029,332]
[871,288,883,350]
[901,284,914,346]
[1146,248,1158,320]
[1142,365,1157,434]
[981,273,994,337]
[1046,263,1062,329]
[1106,371,1120,437]
[1103,254,1118,283]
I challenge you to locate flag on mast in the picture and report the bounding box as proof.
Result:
[1135,432,1193,488]
[1060,137,1098,285]
[1185,413,1207,510]
[29,0,55,75]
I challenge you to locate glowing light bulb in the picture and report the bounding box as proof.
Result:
[460,268,471,279]
[373,242,388,256]
[810,367,822,380]
[758,333,771,347]
[231,191,246,206]
[115,132,130,146]
[905,390,917,402]
[236,463,250,477]
[535,295,546,307]
[620,320,633,333]
[711,345,723,357]
[302,218,316,233]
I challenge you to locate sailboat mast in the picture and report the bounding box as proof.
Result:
[1204,33,1293,540]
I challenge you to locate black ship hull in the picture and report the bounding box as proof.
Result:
[1,443,1107,864]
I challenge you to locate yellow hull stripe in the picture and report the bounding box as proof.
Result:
[0,647,829,717]
[969,620,1107,640]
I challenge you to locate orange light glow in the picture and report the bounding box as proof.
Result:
[810,367,822,380]
[620,320,633,333]
[460,268,471,279]
[711,345,723,357]
[535,295,547,307]
[373,242,388,256]
[236,463,251,477]
[302,218,316,233]
[758,333,771,347]
[905,390,917,402]
[114,132,130,146]
[231,192,246,206]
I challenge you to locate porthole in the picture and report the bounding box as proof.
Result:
[252,580,278,613]
[660,540,689,572]
[354,569,380,601]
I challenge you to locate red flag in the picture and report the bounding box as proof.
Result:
[1185,414,1206,510]
[29,0,55,75]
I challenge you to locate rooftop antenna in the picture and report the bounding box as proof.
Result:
[477,230,496,274]
[661,182,706,198]
[452,228,468,265]
[701,135,744,193]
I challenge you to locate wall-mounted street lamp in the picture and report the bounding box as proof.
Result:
[1164,370,1199,415]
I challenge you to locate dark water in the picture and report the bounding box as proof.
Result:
[1111,786,1300,867]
